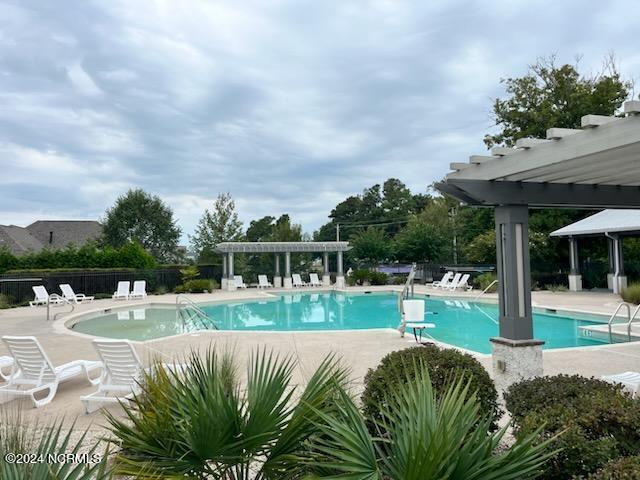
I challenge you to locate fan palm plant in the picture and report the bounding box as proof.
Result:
[307,366,556,480]
[106,348,349,479]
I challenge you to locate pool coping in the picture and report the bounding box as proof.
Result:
[56,288,638,358]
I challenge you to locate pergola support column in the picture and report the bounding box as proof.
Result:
[221,253,228,290]
[274,254,282,288]
[568,237,582,292]
[490,205,543,393]
[283,252,292,289]
[609,234,627,294]
[226,252,236,291]
[322,252,330,286]
[607,238,615,290]
[335,250,345,289]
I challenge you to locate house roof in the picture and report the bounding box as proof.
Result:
[0,225,43,255]
[26,220,102,249]
[215,241,351,253]
[551,209,640,237]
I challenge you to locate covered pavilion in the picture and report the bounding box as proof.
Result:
[436,100,640,391]
[551,209,640,293]
[214,241,351,290]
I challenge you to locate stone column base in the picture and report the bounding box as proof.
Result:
[274,276,282,288]
[568,274,582,292]
[616,276,628,293]
[226,280,237,292]
[490,337,544,394]
[221,278,228,290]
[335,276,346,289]
[322,274,331,287]
[283,277,293,289]
[607,273,614,290]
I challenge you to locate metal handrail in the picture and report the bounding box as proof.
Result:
[626,304,640,339]
[176,295,217,330]
[398,263,417,314]
[472,280,498,301]
[608,302,631,341]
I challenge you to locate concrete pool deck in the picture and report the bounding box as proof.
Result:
[1,285,640,432]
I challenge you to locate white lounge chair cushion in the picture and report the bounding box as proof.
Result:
[601,371,640,396]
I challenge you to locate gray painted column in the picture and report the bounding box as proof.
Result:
[227,252,236,291]
[322,251,330,286]
[283,251,292,289]
[221,253,228,290]
[490,205,543,392]
[568,237,582,291]
[335,250,345,288]
[274,253,282,288]
[611,236,627,294]
[607,237,615,290]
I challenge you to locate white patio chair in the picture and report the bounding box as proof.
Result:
[449,273,473,291]
[29,285,65,307]
[234,275,248,289]
[601,372,640,398]
[443,273,462,291]
[309,273,323,287]
[428,272,453,289]
[0,356,15,382]
[112,281,130,300]
[0,336,102,408]
[292,274,307,287]
[60,284,94,303]
[400,299,436,343]
[258,275,273,289]
[130,280,147,299]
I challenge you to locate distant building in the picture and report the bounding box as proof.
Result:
[0,220,103,256]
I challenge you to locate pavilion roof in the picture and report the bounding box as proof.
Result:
[551,209,640,237]
[214,241,351,253]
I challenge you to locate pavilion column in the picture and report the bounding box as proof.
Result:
[607,238,616,290]
[221,253,228,290]
[283,251,293,289]
[490,205,543,393]
[568,237,582,291]
[609,235,627,294]
[335,250,345,288]
[322,251,331,286]
[227,252,237,291]
[274,254,282,288]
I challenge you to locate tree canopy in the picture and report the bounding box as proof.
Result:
[190,193,243,263]
[102,189,181,263]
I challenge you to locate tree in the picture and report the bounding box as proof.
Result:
[349,227,390,266]
[190,193,243,263]
[484,55,630,148]
[394,216,446,263]
[102,189,181,262]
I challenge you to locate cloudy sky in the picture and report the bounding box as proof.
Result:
[1,0,638,241]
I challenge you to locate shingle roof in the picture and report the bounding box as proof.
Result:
[26,220,102,249]
[0,225,43,255]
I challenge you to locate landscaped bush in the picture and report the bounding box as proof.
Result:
[369,271,388,285]
[174,279,216,293]
[584,455,640,479]
[391,275,406,285]
[362,345,500,432]
[505,374,640,479]
[352,269,371,285]
[474,272,497,292]
[544,283,569,292]
[621,283,640,305]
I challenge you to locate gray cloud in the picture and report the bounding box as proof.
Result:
[0,0,639,240]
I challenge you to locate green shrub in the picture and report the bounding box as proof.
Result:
[180,265,200,283]
[369,271,388,285]
[584,455,640,479]
[362,345,500,432]
[544,283,568,292]
[505,374,640,479]
[352,269,370,285]
[154,285,168,295]
[346,275,357,286]
[622,283,640,305]
[175,279,215,293]
[474,272,497,292]
[0,294,9,309]
[391,275,406,285]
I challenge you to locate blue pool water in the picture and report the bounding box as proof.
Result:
[71,292,613,353]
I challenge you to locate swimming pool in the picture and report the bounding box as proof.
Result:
[70,291,618,353]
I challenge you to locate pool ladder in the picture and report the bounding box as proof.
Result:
[607,302,640,342]
[176,295,217,330]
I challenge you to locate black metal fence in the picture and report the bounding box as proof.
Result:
[0,265,222,306]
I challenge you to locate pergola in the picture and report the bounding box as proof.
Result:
[551,209,640,293]
[214,241,351,290]
[436,100,640,390]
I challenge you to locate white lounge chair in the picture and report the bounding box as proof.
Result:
[60,284,94,303]
[258,275,273,289]
[130,280,147,299]
[80,339,144,413]
[400,299,436,343]
[0,356,15,381]
[29,285,65,307]
[292,274,307,288]
[601,372,640,398]
[309,273,323,287]
[429,272,453,289]
[113,281,130,300]
[234,275,247,289]
[443,273,462,291]
[0,336,102,408]
[448,273,472,291]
